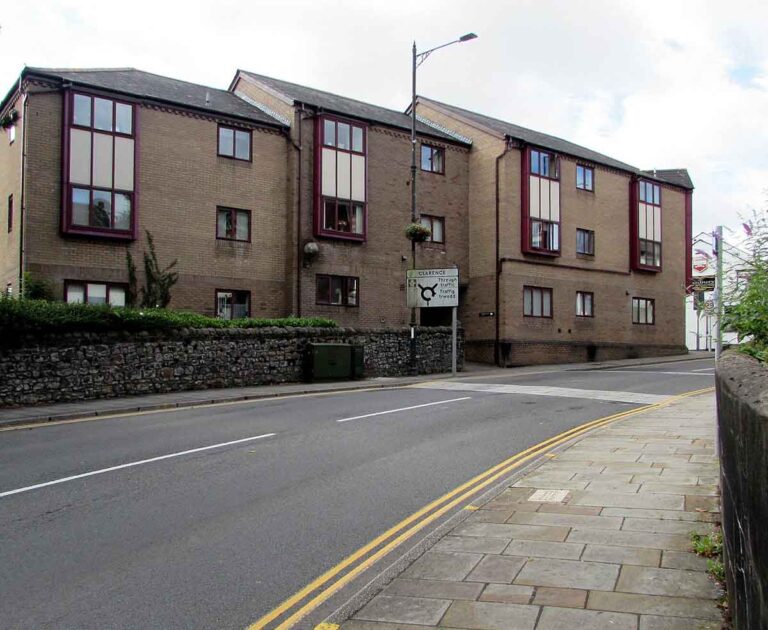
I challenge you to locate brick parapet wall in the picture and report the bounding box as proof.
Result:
[0,326,463,407]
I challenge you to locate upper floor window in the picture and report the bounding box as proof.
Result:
[530,149,558,179]
[635,180,662,270]
[523,285,553,318]
[65,92,136,239]
[7,124,15,144]
[632,297,655,325]
[216,289,250,319]
[216,207,250,242]
[317,116,367,241]
[419,215,445,243]
[576,228,595,255]
[316,274,359,306]
[218,125,251,161]
[576,291,594,317]
[576,165,594,191]
[421,145,444,174]
[531,220,559,251]
[7,195,12,233]
[66,281,126,307]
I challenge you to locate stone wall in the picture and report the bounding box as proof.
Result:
[0,326,463,407]
[716,351,768,630]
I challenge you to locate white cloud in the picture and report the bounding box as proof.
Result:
[1,0,766,233]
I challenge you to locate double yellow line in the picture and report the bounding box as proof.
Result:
[248,386,714,629]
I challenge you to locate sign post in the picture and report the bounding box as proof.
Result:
[407,268,460,376]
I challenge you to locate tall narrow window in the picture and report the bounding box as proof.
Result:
[419,215,445,243]
[216,290,250,319]
[316,275,359,306]
[632,297,655,325]
[524,148,560,255]
[576,228,595,255]
[317,117,367,240]
[65,92,135,238]
[576,291,594,317]
[420,145,445,174]
[523,286,553,318]
[576,165,594,191]
[7,195,12,233]
[218,125,251,161]
[634,180,662,270]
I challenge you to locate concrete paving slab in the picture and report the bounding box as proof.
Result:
[506,511,623,531]
[384,578,484,601]
[570,491,684,510]
[615,565,721,599]
[599,507,716,522]
[478,584,533,604]
[587,591,721,620]
[567,528,692,551]
[343,621,433,630]
[536,606,638,629]
[581,544,661,567]
[514,558,619,590]
[684,496,720,512]
[466,510,515,523]
[532,586,587,608]
[465,555,526,584]
[512,479,589,490]
[401,551,483,581]
[354,594,451,625]
[661,551,710,572]
[537,503,602,516]
[451,522,570,542]
[583,481,641,493]
[503,540,584,561]
[622,517,714,535]
[440,600,540,630]
[639,483,718,496]
[639,613,720,629]
[433,536,510,555]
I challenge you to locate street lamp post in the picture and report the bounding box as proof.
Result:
[409,32,477,373]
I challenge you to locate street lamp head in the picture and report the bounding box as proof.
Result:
[459,32,478,42]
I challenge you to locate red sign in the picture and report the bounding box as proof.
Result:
[692,255,709,273]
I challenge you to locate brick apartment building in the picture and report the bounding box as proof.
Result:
[0,67,693,365]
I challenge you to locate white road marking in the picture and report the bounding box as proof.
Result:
[692,367,716,372]
[0,433,276,499]
[336,397,471,423]
[414,382,666,405]
[584,370,715,376]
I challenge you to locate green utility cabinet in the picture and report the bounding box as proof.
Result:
[305,343,364,382]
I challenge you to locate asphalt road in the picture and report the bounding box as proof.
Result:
[0,357,715,629]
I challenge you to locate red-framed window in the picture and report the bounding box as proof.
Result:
[63,91,137,240]
[216,289,250,319]
[7,194,12,233]
[632,180,662,271]
[632,297,655,325]
[420,144,444,174]
[576,291,594,317]
[65,280,127,307]
[523,147,561,256]
[218,125,251,161]
[316,274,359,306]
[315,116,367,241]
[216,207,251,242]
[576,164,594,191]
[523,285,553,318]
[576,228,595,255]
[419,215,445,243]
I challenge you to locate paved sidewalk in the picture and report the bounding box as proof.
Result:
[340,392,722,630]
[0,352,709,428]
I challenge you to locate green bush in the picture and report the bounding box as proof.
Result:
[0,298,337,335]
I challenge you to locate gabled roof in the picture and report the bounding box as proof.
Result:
[16,67,286,128]
[418,96,694,190]
[235,70,470,145]
[640,169,694,190]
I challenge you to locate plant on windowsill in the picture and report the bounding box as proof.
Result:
[405,222,431,242]
[0,109,18,129]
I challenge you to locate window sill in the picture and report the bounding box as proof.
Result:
[576,252,595,260]
[633,263,662,273]
[523,247,560,258]
[217,153,252,163]
[315,228,366,243]
[63,226,135,241]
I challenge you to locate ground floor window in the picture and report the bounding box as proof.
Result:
[576,291,594,317]
[632,297,655,325]
[65,281,126,307]
[316,275,358,306]
[523,286,553,318]
[216,289,250,319]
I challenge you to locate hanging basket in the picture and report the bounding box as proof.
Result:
[405,222,431,242]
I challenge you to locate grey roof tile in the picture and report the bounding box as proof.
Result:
[640,169,694,190]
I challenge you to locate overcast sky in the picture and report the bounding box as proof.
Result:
[2,0,767,237]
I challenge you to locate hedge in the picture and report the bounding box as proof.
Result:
[0,298,337,335]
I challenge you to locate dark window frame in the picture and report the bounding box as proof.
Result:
[632,297,656,325]
[420,144,445,174]
[64,279,128,306]
[576,164,595,192]
[632,179,663,272]
[217,124,252,162]
[530,149,559,180]
[576,291,594,317]
[7,194,12,233]
[315,274,360,307]
[216,206,252,242]
[523,285,554,319]
[62,90,138,241]
[576,228,595,255]
[530,219,560,253]
[215,289,251,320]
[419,214,445,244]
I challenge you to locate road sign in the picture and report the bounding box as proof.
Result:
[406,268,459,308]
[691,276,716,291]
[692,255,709,273]
[704,299,716,315]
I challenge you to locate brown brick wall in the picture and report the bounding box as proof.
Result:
[0,93,23,294]
[22,90,291,316]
